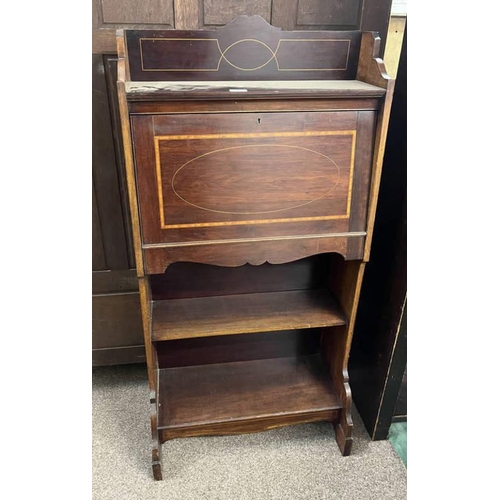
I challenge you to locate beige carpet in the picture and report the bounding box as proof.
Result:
[92,364,407,500]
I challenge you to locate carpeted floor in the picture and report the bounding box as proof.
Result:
[93,364,407,500]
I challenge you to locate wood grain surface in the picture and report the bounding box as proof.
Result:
[125,79,386,101]
[356,32,395,261]
[142,234,365,272]
[115,17,395,478]
[158,354,341,437]
[152,289,346,341]
[156,329,322,368]
[150,256,329,299]
[125,17,362,81]
[131,110,375,247]
[128,98,381,114]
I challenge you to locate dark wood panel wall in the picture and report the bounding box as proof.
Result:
[92,0,393,366]
[93,0,392,53]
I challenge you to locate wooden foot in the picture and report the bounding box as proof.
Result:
[334,419,353,456]
[334,379,354,456]
[150,391,163,480]
[152,442,163,480]
[320,325,355,456]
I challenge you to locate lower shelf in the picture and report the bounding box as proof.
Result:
[157,354,341,440]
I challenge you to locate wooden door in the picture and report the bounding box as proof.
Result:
[92,54,145,365]
[92,0,393,366]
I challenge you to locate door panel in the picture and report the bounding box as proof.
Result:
[93,0,175,52]
[92,293,143,349]
[101,0,174,25]
[92,54,130,271]
[281,0,361,29]
[204,0,272,25]
[92,291,145,367]
[297,0,360,26]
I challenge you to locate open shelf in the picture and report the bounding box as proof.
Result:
[157,354,341,438]
[152,288,346,341]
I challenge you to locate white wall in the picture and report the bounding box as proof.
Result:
[391,0,407,15]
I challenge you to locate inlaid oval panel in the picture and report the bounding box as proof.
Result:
[221,39,276,71]
[171,144,340,215]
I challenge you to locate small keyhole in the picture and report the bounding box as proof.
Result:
[257,118,261,124]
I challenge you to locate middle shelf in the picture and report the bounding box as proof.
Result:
[151,288,347,341]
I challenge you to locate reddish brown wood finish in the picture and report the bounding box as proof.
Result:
[125,16,362,81]
[322,256,367,453]
[150,390,163,480]
[156,329,322,368]
[158,355,341,440]
[356,32,395,261]
[116,17,394,480]
[150,257,330,299]
[117,33,145,277]
[128,98,381,114]
[131,110,375,248]
[94,0,390,367]
[125,81,385,101]
[142,234,365,273]
[152,289,346,341]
